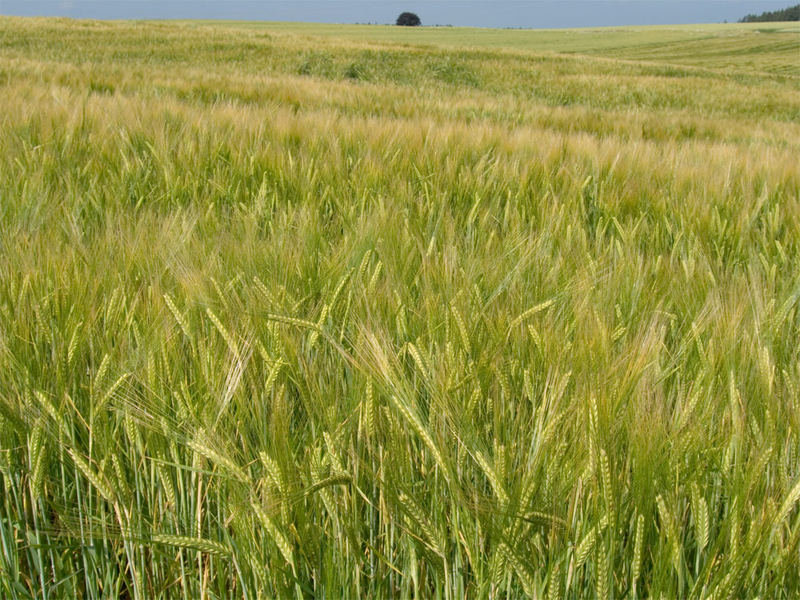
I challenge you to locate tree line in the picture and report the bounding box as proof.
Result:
[740,3,799,22]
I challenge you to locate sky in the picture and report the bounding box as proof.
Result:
[0,1,795,28]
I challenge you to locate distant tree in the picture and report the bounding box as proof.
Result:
[396,12,422,26]
[739,3,799,22]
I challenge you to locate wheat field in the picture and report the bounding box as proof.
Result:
[1,17,800,598]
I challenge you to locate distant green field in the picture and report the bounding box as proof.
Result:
[177,20,800,73]
[1,16,800,599]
